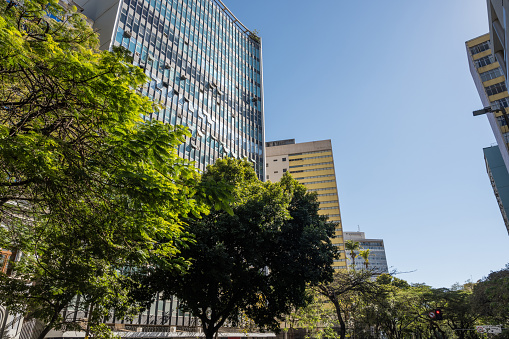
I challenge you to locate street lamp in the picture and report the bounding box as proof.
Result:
[473,102,509,127]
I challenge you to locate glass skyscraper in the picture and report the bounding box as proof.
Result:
[77,0,265,178]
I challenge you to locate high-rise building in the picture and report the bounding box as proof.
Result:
[265,139,347,270]
[467,34,509,234]
[344,231,389,274]
[76,0,265,179]
[483,146,509,234]
[467,34,509,169]
[487,0,509,89]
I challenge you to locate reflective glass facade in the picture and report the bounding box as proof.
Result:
[81,0,265,178]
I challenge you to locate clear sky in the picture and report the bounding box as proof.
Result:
[221,0,509,288]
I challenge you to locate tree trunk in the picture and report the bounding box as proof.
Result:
[332,299,346,339]
[36,310,61,339]
[204,326,215,339]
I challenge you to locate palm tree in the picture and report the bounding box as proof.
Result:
[359,249,370,270]
[345,240,360,270]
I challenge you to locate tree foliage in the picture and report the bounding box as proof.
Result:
[0,1,206,338]
[139,159,337,339]
[298,271,509,339]
[472,264,509,336]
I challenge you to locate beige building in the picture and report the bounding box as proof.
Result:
[265,139,347,270]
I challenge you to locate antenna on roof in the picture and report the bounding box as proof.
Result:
[357,225,360,232]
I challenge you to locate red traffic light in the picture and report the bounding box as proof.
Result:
[435,308,443,320]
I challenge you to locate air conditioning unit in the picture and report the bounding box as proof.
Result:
[180,74,188,80]
[123,30,132,38]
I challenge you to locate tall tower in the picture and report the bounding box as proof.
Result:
[265,139,347,270]
[76,0,265,179]
[467,34,509,234]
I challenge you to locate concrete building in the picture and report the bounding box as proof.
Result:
[344,232,389,274]
[75,0,266,179]
[467,34,509,169]
[484,146,509,234]
[487,0,509,89]
[467,34,509,235]
[265,139,347,270]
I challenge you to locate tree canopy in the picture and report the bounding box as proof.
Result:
[0,1,207,338]
[140,159,337,339]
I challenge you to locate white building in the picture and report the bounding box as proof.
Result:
[344,232,388,274]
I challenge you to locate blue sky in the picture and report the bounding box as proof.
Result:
[221,0,509,288]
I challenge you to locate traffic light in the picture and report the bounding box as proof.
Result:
[435,308,443,320]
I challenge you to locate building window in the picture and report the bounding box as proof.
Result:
[283,168,287,172]
[273,159,277,161]
[282,157,287,161]
[266,175,269,180]
[266,163,268,167]
[493,97,509,109]
[480,67,503,82]
[274,171,278,173]
[475,55,495,68]
[470,40,490,55]
[485,81,507,96]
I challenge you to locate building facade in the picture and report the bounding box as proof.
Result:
[488,0,509,89]
[344,232,389,274]
[467,34,509,169]
[76,0,266,179]
[265,139,347,270]
[467,34,509,234]
[484,146,509,234]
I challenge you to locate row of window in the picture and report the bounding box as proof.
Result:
[291,166,334,174]
[270,157,286,162]
[289,150,330,157]
[289,154,331,162]
[480,67,503,82]
[475,54,495,68]
[320,200,339,204]
[308,187,337,192]
[317,192,337,197]
[294,174,334,180]
[289,161,333,169]
[320,206,339,210]
[493,97,509,109]
[485,81,507,96]
[470,40,490,55]
[303,179,336,185]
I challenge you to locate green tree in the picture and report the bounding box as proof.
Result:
[431,286,480,339]
[472,264,509,335]
[358,249,370,270]
[315,270,378,339]
[0,1,206,338]
[345,240,360,270]
[140,159,337,339]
